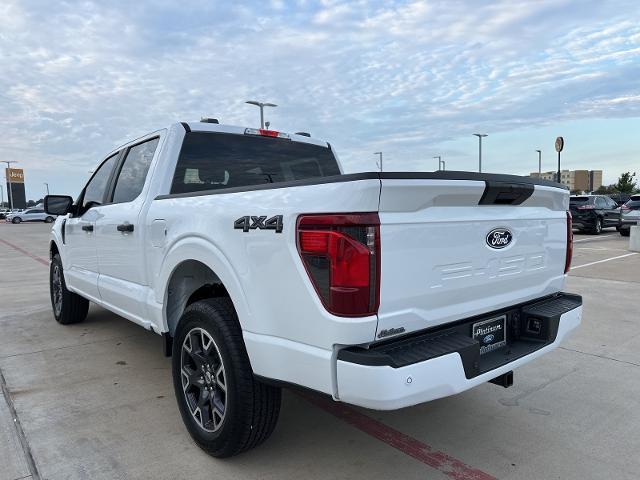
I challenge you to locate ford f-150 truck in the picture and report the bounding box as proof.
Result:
[44,120,582,457]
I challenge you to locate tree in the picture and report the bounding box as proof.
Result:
[596,184,616,194]
[614,172,637,194]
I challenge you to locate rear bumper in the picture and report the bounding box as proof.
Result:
[336,293,582,410]
[619,219,639,230]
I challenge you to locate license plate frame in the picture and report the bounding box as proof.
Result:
[472,315,507,355]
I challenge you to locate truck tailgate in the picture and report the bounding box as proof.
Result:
[376,174,569,339]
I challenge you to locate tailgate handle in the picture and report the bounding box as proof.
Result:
[479,181,534,206]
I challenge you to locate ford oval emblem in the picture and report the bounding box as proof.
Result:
[483,334,495,344]
[486,228,513,249]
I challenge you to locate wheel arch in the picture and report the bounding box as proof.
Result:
[157,238,252,338]
[49,240,59,260]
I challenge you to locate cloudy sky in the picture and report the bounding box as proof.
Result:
[1,0,639,200]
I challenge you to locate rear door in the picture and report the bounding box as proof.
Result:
[602,196,620,226]
[376,175,569,338]
[64,153,120,301]
[95,136,160,323]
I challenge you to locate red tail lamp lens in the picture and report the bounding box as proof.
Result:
[565,211,573,274]
[297,213,380,317]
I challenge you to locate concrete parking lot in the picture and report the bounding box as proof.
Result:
[1,223,639,480]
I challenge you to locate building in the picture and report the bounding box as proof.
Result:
[529,170,603,192]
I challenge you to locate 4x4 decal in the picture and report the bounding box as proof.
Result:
[234,215,283,233]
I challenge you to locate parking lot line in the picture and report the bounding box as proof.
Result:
[573,234,616,243]
[300,392,496,480]
[571,252,638,270]
[0,238,49,266]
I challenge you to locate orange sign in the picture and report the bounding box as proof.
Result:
[6,168,24,183]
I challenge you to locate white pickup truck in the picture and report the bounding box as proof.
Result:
[45,120,582,457]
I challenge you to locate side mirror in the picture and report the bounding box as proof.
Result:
[44,195,74,216]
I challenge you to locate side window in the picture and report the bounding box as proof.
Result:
[83,154,119,210]
[595,197,606,208]
[112,138,159,203]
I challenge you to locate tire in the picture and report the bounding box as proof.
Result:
[592,217,602,235]
[12,217,21,224]
[50,254,89,325]
[172,298,281,457]
[45,216,54,223]
[620,229,630,237]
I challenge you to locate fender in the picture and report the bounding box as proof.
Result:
[154,235,253,334]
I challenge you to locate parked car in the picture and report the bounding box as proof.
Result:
[618,195,640,237]
[5,208,56,224]
[569,195,619,234]
[44,120,582,457]
[0,209,10,220]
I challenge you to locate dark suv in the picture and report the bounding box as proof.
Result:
[570,195,619,234]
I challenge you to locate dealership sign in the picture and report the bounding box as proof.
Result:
[6,168,25,183]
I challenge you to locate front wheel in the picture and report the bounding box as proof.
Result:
[50,254,89,324]
[12,217,21,224]
[172,298,281,457]
[620,229,631,237]
[45,216,54,223]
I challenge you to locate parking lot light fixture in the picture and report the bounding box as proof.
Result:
[434,155,445,171]
[3,160,17,211]
[374,152,383,172]
[473,134,487,173]
[245,100,277,129]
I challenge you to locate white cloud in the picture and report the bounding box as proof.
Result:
[0,0,639,198]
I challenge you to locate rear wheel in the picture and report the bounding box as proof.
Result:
[12,217,21,224]
[592,217,602,235]
[172,298,281,457]
[45,216,54,223]
[50,254,89,324]
[620,228,630,237]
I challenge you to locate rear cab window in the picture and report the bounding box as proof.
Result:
[170,132,341,195]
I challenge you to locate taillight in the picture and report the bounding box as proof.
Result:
[297,213,380,317]
[621,204,630,211]
[565,211,573,274]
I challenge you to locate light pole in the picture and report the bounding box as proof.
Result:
[44,182,49,196]
[0,184,3,208]
[3,161,17,211]
[473,134,487,173]
[535,150,542,175]
[245,100,277,129]
[434,155,445,171]
[374,152,383,172]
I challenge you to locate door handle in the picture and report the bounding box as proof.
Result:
[117,223,134,233]
[82,225,94,232]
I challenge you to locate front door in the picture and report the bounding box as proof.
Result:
[63,153,120,302]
